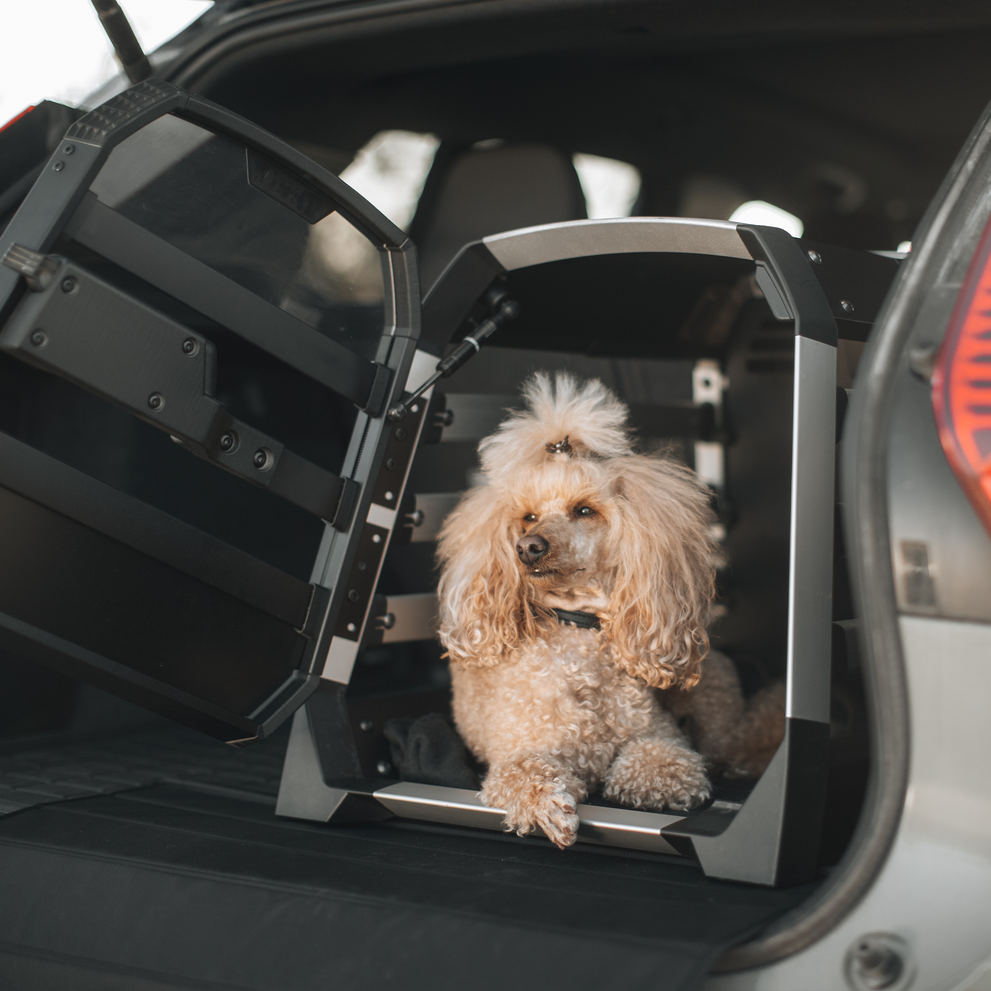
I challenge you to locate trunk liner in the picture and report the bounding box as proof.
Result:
[0,726,819,991]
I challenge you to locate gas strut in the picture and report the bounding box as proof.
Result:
[387,288,521,421]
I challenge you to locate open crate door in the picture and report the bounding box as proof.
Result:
[276,215,899,886]
[0,80,424,744]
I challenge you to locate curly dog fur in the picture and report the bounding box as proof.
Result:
[437,372,784,848]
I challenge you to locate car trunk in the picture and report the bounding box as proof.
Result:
[1,1,989,987]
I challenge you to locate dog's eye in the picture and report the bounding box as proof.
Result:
[523,513,537,522]
[575,506,596,517]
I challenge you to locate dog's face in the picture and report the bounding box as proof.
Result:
[436,372,718,688]
[512,469,616,610]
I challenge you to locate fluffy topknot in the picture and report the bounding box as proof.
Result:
[479,372,632,485]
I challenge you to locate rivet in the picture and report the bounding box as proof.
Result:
[63,144,74,155]
[376,760,393,776]
[394,427,407,441]
[253,448,273,470]
[384,491,394,501]
[410,404,419,413]
[385,457,398,471]
[357,561,367,571]
[807,249,823,265]
[61,277,77,294]
[219,432,237,452]
[840,300,855,314]
[30,330,46,347]
[372,534,382,544]
[182,338,197,355]
[148,392,164,411]
[348,589,360,602]
[359,719,374,732]
[52,161,64,172]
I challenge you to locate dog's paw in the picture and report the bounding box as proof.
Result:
[603,739,711,812]
[531,790,581,849]
[481,756,583,849]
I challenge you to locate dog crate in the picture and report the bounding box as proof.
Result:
[0,81,897,886]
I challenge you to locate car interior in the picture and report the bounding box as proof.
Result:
[1,2,990,987]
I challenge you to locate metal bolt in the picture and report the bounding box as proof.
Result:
[359,719,374,732]
[807,249,823,265]
[407,508,425,527]
[347,588,360,602]
[376,761,393,776]
[385,457,398,471]
[63,144,75,155]
[845,933,913,991]
[840,300,855,314]
[394,427,407,441]
[182,338,197,355]
[30,330,46,347]
[61,277,77,294]
[147,393,163,411]
[379,612,396,630]
[219,432,237,453]
[909,342,938,381]
[52,161,64,172]
[253,448,272,470]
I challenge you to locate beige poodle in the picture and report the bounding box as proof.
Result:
[436,372,784,849]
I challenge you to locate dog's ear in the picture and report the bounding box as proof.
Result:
[601,456,718,690]
[436,486,535,667]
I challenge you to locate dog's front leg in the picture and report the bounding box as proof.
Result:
[481,753,587,849]
[603,712,711,812]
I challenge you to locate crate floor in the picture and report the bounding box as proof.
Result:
[0,727,819,991]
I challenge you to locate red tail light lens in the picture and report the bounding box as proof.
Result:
[0,106,35,134]
[933,217,991,534]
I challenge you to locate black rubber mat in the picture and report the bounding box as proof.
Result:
[0,727,819,991]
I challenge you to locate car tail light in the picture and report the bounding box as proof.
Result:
[0,106,35,134]
[933,216,991,534]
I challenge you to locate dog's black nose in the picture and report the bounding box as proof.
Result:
[517,533,549,565]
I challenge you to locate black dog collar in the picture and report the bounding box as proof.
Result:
[552,608,601,630]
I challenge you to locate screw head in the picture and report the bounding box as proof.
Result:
[347,589,360,603]
[147,393,163,411]
[52,161,64,172]
[385,457,398,471]
[182,338,197,355]
[359,719,374,732]
[845,933,913,991]
[253,448,273,470]
[394,427,407,441]
[840,299,855,314]
[61,277,77,294]
[219,431,237,452]
[807,249,823,265]
[384,491,394,502]
[376,761,393,776]
[63,144,74,155]
[30,330,46,347]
